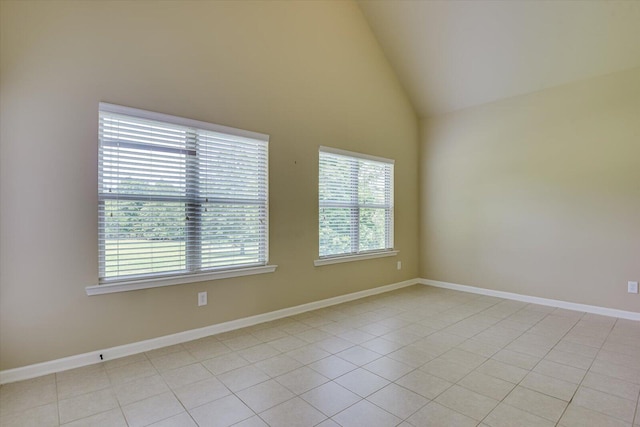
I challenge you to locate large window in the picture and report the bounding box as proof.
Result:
[318,147,394,261]
[98,103,269,285]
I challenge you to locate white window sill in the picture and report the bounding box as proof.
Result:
[86,265,277,295]
[314,250,399,267]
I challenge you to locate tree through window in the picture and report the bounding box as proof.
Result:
[98,103,269,282]
[318,147,394,258]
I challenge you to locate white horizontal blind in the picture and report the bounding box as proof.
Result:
[99,103,268,283]
[319,147,394,258]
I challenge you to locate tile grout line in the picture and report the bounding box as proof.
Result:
[521,313,618,426]
[5,286,638,427]
[474,306,586,426]
[363,293,526,425]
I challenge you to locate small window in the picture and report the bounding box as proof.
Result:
[98,103,269,284]
[318,147,394,260]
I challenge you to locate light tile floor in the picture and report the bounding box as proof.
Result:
[1,285,639,427]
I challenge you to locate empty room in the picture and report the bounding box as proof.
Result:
[0,0,639,426]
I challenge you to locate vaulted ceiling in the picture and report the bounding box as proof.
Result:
[358,0,640,117]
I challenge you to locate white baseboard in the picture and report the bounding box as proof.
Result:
[420,278,640,321]
[0,278,419,385]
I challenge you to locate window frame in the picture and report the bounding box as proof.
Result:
[315,146,397,266]
[88,103,276,295]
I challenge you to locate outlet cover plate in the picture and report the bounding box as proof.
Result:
[628,281,638,294]
[198,291,208,306]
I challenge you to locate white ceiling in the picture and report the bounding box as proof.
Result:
[358,0,640,117]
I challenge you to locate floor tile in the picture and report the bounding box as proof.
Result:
[173,377,231,409]
[106,360,157,385]
[395,369,452,399]
[285,345,332,365]
[457,371,515,401]
[590,359,640,385]
[597,350,640,370]
[269,336,308,353]
[148,412,197,427]
[380,329,422,346]
[336,345,382,365]
[483,403,555,427]
[254,354,303,377]
[278,321,312,335]
[456,338,503,357]
[60,408,127,427]
[250,327,289,343]
[362,356,413,381]
[420,357,475,383]
[259,397,326,427]
[58,388,118,424]
[300,381,361,417]
[145,344,185,359]
[113,374,169,406]
[0,402,59,427]
[121,391,184,427]
[183,338,231,361]
[441,348,488,368]
[554,340,600,358]
[104,353,148,370]
[338,329,377,344]
[5,285,640,427]
[231,415,268,426]
[572,386,636,423]
[275,367,329,395]
[544,348,593,370]
[222,335,262,351]
[559,403,631,427]
[315,337,353,354]
[189,395,254,427]
[334,368,389,398]
[476,359,528,384]
[295,328,332,344]
[423,331,467,348]
[491,349,540,370]
[238,344,281,363]
[562,332,606,349]
[315,419,340,427]
[201,353,249,376]
[533,360,586,384]
[360,337,404,355]
[217,365,270,392]
[333,399,400,427]
[161,363,212,389]
[367,383,428,419]
[601,341,640,359]
[308,355,357,379]
[435,384,499,420]
[504,341,552,358]
[236,379,295,413]
[407,401,477,427]
[150,350,197,372]
[519,371,578,401]
[56,369,110,400]
[503,386,567,422]
[0,375,57,416]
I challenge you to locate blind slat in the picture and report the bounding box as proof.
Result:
[319,149,393,258]
[99,105,269,282]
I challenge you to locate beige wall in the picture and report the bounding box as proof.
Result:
[0,0,419,370]
[421,68,640,313]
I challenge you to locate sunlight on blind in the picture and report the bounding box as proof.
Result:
[98,104,269,282]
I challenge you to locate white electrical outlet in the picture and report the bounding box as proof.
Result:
[397,261,402,270]
[198,291,208,306]
[628,281,638,294]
